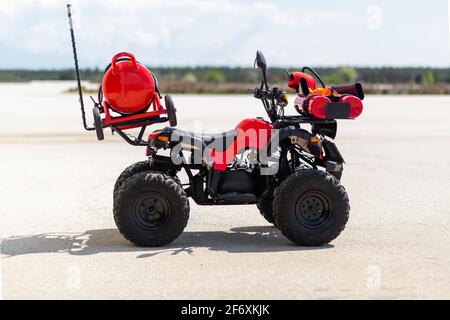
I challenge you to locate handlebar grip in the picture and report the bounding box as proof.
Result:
[300,78,310,96]
[332,83,365,100]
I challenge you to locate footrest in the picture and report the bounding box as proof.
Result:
[217,193,258,204]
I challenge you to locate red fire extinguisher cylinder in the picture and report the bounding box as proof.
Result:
[340,95,364,119]
[306,95,332,119]
[102,52,156,115]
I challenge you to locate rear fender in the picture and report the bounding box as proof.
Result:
[147,128,172,155]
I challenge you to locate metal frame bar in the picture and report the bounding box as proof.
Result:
[67,4,95,132]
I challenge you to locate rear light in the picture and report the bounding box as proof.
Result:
[157,135,170,142]
[340,95,363,119]
[306,95,331,119]
[148,130,170,150]
[148,131,162,140]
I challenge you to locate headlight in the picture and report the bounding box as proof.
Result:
[277,93,289,107]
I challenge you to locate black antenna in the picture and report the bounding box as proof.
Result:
[67,4,94,131]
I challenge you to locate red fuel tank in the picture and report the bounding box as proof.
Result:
[211,118,274,171]
[102,52,155,115]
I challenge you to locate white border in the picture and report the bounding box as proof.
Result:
[448,0,450,63]
[0,240,3,300]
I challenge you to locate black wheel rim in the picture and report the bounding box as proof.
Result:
[295,191,332,229]
[132,192,171,230]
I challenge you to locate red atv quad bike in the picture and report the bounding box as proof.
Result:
[111,52,364,247]
[68,6,363,247]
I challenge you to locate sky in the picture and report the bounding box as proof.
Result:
[0,0,449,69]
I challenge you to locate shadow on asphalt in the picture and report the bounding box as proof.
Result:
[1,226,333,258]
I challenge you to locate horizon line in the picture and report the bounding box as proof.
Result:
[1,65,449,71]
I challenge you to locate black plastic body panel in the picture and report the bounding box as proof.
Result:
[312,121,338,139]
[218,170,260,195]
[326,103,351,119]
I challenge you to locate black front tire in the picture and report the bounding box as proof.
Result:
[273,170,350,246]
[114,171,190,247]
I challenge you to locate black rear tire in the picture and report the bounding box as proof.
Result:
[113,161,180,200]
[113,161,159,200]
[256,197,275,224]
[114,171,190,247]
[273,170,350,246]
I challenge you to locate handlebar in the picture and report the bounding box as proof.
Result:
[252,87,288,122]
[252,87,283,100]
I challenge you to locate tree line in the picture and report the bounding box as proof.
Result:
[0,66,448,85]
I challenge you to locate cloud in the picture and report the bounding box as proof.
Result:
[0,0,448,68]
[24,22,60,53]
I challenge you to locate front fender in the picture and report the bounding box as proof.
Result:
[278,128,345,180]
[319,140,345,180]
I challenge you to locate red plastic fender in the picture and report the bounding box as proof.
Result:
[340,95,364,119]
[211,118,274,171]
[102,52,156,115]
